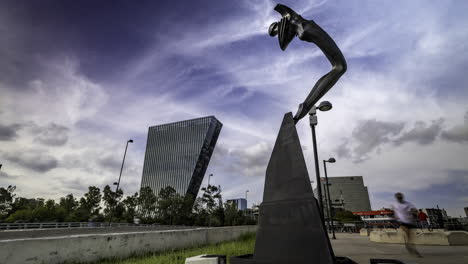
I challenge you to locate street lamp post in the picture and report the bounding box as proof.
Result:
[109,139,133,226]
[207,173,213,187]
[323,157,336,239]
[322,179,331,233]
[245,190,250,214]
[309,101,332,217]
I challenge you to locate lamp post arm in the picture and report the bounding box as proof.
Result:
[109,140,130,226]
[116,141,130,193]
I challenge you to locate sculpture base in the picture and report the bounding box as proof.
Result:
[231,255,406,264]
[230,255,359,264]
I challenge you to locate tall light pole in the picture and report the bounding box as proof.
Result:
[109,139,133,226]
[207,173,213,187]
[323,157,336,239]
[309,101,332,216]
[245,190,250,212]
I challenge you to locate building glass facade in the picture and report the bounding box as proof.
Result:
[140,116,222,199]
[315,176,371,217]
[227,198,248,211]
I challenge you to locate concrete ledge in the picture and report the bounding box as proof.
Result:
[360,229,370,236]
[369,229,468,246]
[0,225,257,264]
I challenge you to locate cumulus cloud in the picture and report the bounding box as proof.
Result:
[394,119,444,146]
[2,150,58,173]
[213,142,272,178]
[334,118,447,162]
[344,119,404,162]
[441,111,468,143]
[98,155,122,171]
[31,122,69,146]
[0,170,17,179]
[334,140,351,159]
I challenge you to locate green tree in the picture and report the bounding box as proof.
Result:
[200,185,224,226]
[82,186,102,216]
[334,210,361,223]
[0,185,16,220]
[193,197,209,226]
[156,186,180,225]
[137,186,157,222]
[102,185,124,221]
[58,194,78,221]
[31,199,57,222]
[224,202,240,226]
[122,192,139,223]
[6,198,58,222]
[69,186,102,221]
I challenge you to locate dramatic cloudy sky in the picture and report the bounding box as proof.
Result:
[1,0,467,216]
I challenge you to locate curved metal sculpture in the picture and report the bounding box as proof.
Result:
[269,4,347,123]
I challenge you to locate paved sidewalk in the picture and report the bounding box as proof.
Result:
[330,233,468,264]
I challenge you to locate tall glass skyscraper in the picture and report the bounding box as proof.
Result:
[140,116,222,199]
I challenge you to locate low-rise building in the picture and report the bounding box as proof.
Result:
[353,209,394,228]
[315,176,371,218]
[226,198,247,211]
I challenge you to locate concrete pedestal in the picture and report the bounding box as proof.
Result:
[185,254,226,264]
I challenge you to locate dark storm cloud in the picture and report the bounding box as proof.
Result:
[0,124,21,141]
[3,151,58,173]
[351,119,405,159]
[33,123,69,146]
[441,111,468,143]
[394,119,444,146]
[0,0,247,86]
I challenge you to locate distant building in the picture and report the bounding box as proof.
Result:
[465,207,468,217]
[140,116,222,199]
[353,210,394,227]
[315,176,371,218]
[422,208,448,228]
[227,198,247,211]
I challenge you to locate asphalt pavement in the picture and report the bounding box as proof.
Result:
[331,233,468,264]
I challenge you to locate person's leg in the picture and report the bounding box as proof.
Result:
[404,225,422,257]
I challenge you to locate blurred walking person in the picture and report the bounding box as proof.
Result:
[417,209,428,229]
[391,192,422,257]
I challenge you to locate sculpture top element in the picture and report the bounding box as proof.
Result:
[269,4,347,123]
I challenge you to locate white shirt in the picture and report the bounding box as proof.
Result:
[392,201,416,224]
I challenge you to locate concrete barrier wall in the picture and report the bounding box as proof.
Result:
[369,229,468,246]
[0,226,257,264]
[0,226,197,240]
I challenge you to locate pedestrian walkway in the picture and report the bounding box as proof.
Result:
[331,233,468,264]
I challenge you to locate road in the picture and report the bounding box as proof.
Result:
[331,233,468,264]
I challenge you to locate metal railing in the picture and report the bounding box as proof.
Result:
[0,222,152,230]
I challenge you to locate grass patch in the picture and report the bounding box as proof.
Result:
[94,232,256,264]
